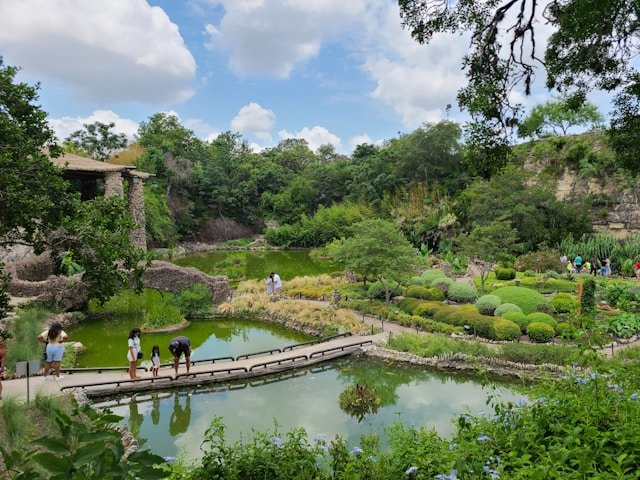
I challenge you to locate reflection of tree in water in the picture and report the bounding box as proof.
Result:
[169,392,191,437]
[212,321,249,342]
[336,358,432,408]
[128,396,144,438]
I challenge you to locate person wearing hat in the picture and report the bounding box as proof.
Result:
[168,336,191,375]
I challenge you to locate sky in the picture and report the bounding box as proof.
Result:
[0,0,603,154]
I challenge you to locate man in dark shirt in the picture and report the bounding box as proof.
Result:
[168,336,191,375]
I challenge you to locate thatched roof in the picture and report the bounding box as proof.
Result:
[49,152,151,179]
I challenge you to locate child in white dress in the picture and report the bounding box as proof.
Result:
[151,345,160,377]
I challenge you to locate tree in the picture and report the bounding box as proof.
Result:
[398,0,640,173]
[455,219,523,291]
[65,121,128,161]
[0,57,144,307]
[518,98,604,138]
[333,219,418,302]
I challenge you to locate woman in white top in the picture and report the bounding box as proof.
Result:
[127,327,141,379]
[37,322,68,380]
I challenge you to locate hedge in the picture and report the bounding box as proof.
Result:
[434,305,520,341]
[431,277,455,293]
[495,267,516,280]
[367,281,404,300]
[490,318,521,341]
[527,322,555,343]
[405,285,445,301]
[476,294,502,315]
[407,276,427,286]
[499,342,579,365]
[491,286,553,314]
[420,270,448,283]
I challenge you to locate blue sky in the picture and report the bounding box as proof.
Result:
[0,0,603,154]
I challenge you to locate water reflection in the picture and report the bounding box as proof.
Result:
[169,393,192,437]
[95,357,526,461]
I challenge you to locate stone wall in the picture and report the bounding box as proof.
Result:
[142,261,230,304]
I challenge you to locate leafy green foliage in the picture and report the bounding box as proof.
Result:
[0,399,166,479]
[5,307,49,368]
[527,312,559,333]
[333,220,417,301]
[64,121,128,161]
[388,332,495,358]
[517,97,603,139]
[338,384,381,422]
[491,286,552,314]
[502,311,530,333]
[526,322,555,343]
[144,186,177,247]
[366,281,403,300]
[143,303,185,329]
[490,318,521,341]
[475,294,501,315]
[420,270,447,283]
[169,283,212,318]
[579,277,597,317]
[608,313,640,338]
[0,263,10,322]
[499,342,580,366]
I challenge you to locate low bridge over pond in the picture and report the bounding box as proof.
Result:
[2,333,387,401]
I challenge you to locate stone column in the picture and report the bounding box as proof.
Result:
[127,176,147,251]
[104,171,124,197]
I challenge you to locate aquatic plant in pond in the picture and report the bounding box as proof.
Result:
[338,383,381,422]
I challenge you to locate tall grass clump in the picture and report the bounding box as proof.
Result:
[169,283,213,318]
[387,332,496,358]
[0,397,28,446]
[89,288,175,317]
[6,307,49,367]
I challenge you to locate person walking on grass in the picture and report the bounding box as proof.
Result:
[37,322,68,380]
[168,336,191,376]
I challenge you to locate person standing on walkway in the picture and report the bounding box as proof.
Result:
[168,336,191,375]
[271,271,283,294]
[37,322,68,380]
[127,327,142,379]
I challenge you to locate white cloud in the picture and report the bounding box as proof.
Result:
[203,0,370,78]
[348,134,373,151]
[184,118,221,141]
[278,126,341,152]
[0,0,196,104]
[49,110,139,142]
[230,102,275,143]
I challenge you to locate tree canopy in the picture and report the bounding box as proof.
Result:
[65,121,128,161]
[518,98,604,139]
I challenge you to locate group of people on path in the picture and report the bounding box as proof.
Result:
[127,328,192,380]
[561,255,611,277]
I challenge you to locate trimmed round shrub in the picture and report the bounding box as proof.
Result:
[489,318,521,341]
[476,295,502,315]
[551,293,578,314]
[523,270,536,277]
[494,303,523,317]
[431,277,455,293]
[503,311,529,333]
[491,286,553,314]
[407,276,427,286]
[526,312,558,333]
[405,285,445,301]
[367,281,404,300]
[495,267,516,280]
[527,322,555,343]
[459,305,478,313]
[396,298,423,314]
[447,282,478,303]
[420,269,448,283]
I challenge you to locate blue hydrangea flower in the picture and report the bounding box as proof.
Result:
[630,393,639,401]
[483,466,500,479]
[477,435,491,442]
[352,446,363,455]
[515,399,527,408]
[312,433,327,442]
[405,466,418,475]
[270,436,284,448]
[449,443,458,451]
[435,469,458,480]
[536,397,547,404]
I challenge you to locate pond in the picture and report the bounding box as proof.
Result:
[171,249,340,281]
[70,317,312,368]
[95,356,526,461]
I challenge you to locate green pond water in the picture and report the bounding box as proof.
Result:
[171,249,340,281]
[70,317,312,368]
[94,356,526,461]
